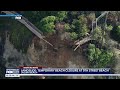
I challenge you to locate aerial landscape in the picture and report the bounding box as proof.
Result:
[0,11,120,79]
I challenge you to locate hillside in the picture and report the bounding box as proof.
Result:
[0,11,120,79]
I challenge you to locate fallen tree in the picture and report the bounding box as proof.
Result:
[74,35,92,51]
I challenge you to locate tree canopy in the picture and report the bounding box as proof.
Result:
[110,25,120,42]
[71,15,89,38]
[87,43,114,68]
[39,16,56,34]
[56,11,68,22]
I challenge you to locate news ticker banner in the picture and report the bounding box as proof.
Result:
[5,67,120,77]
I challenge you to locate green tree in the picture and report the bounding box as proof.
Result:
[23,11,58,23]
[40,16,56,24]
[105,24,113,31]
[88,43,96,62]
[116,25,120,36]
[79,24,89,37]
[42,22,55,34]
[70,11,78,18]
[87,43,114,68]
[72,19,80,30]
[39,16,56,34]
[97,51,113,68]
[70,32,78,40]
[93,26,103,40]
[92,26,106,45]
[78,15,87,25]
[56,11,68,22]
[111,25,120,42]
[71,15,89,38]
[10,21,33,53]
[87,12,96,22]
[64,23,71,31]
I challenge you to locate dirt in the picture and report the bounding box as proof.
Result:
[26,32,91,79]
[27,32,89,68]
[2,30,90,79]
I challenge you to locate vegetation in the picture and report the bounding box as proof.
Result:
[64,23,71,31]
[110,25,120,42]
[56,11,68,22]
[9,20,33,53]
[23,11,90,39]
[105,24,113,31]
[22,11,58,35]
[87,43,114,68]
[0,11,119,79]
[71,15,89,38]
[93,27,104,41]
[70,32,78,40]
[23,11,58,24]
[38,16,56,34]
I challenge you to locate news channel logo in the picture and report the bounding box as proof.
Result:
[6,69,20,74]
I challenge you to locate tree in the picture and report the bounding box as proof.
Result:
[78,15,87,25]
[105,24,113,31]
[56,11,68,22]
[42,22,55,34]
[64,23,71,31]
[111,25,120,42]
[23,11,58,23]
[92,26,106,45]
[71,15,89,38]
[9,21,33,53]
[116,25,120,36]
[39,16,56,34]
[40,16,56,24]
[70,11,78,18]
[87,43,114,68]
[97,51,113,68]
[23,11,58,32]
[72,19,81,30]
[70,32,78,40]
[88,43,96,62]
[79,24,89,37]
[87,13,96,22]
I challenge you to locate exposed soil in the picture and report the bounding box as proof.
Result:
[27,32,89,68]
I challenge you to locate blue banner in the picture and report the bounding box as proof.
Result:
[6,68,111,75]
